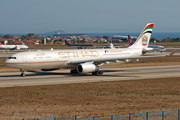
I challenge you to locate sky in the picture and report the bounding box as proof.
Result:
[0,0,180,34]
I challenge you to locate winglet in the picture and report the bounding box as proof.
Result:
[65,40,70,46]
[167,50,176,56]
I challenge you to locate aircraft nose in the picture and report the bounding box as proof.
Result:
[4,57,17,66]
[4,58,10,65]
[5,58,10,64]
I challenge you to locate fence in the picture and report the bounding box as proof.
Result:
[33,110,180,120]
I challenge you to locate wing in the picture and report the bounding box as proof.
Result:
[66,54,169,66]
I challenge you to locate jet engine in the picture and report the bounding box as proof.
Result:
[77,63,99,73]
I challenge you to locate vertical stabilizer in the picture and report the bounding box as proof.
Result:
[129,23,154,49]
[128,35,134,46]
[65,40,71,46]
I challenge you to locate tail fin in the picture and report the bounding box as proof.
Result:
[65,40,70,46]
[0,43,3,45]
[128,35,134,46]
[129,23,154,49]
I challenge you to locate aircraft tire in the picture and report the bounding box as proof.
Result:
[21,73,25,77]
[92,70,103,75]
[98,70,103,75]
[92,72,96,75]
[70,69,78,74]
[70,70,74,73]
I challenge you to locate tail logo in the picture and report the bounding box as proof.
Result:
[142,35,148,46]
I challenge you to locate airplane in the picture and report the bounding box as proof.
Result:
[0,43,28,50]
[113,35,137,40]
[128,35,166,53]
[65,40,95,49]
[5,23,170,77]
[102,40,126,49]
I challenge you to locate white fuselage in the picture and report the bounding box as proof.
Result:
[0,45,28,50]
[5,48,142,70]
[148,45,166,52]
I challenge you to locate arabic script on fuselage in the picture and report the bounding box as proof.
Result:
[35,53,46,57]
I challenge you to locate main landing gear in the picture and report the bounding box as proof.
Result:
[70,69,103,75]
[92,70,103,75]
[20,69,25,77]
[70,69,78,74]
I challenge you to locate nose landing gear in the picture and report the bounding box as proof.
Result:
[20,69,25,77]
[70,69,78,74]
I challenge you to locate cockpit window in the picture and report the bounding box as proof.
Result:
[8,57,17,59]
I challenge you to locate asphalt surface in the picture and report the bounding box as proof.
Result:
[1,65,180,87]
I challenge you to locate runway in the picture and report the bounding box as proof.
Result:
[1,65,180,87]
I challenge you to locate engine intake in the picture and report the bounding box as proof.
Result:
[77,63,99,73]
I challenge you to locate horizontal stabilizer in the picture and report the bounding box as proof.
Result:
[143,48,153,51]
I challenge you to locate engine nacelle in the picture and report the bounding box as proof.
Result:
[77,63,99,73]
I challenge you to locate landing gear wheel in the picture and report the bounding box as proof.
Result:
[70,69,78,74]
[92,72,95,75]
[20,69,25,77]
[92,71,98,75]
[98,70,103,75]
[21,73,25,77]
[92,70,103,75]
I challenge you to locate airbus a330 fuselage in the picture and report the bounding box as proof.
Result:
[5,48,142,70]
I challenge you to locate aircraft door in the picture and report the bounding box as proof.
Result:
[23,55,27,62]
[55,53,59,61]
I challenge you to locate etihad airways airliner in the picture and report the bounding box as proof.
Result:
[5,23,168,76]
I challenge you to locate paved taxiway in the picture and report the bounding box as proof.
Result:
[0,65,180,87]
